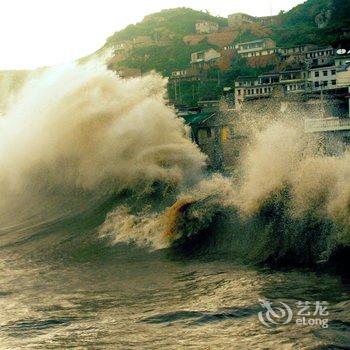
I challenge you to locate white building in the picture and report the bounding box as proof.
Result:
[235,38,276,58]
[336,65,350,118]
[195,21,219,34]
[308,66,338,91]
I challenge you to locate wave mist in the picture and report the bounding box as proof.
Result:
[1,62,349,270]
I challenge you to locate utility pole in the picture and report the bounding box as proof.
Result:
[320,82,325,118]
[178,80,182,103]
[174,80,177,101]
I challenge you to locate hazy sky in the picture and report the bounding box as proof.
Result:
[0,0,305,70]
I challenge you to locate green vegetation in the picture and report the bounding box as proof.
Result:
[108,39,216,76]
[105,8,227,46]
[271,0,350,47]
[101,0,350,105]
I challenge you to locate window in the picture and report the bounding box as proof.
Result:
[331,80,336,85]
[315,82,319,88]
[323,71,328,76]
[221,126,230,142]
[323,81,328,87]
[197,128,212,142]
[237,89,241,95]
[331,70,336,75]
[315,71,319,77]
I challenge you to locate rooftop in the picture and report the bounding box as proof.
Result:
[236,76,258,80]
[182,112,215,125]
[235,38,267,45]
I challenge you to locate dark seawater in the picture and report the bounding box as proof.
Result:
[0,206,349,350]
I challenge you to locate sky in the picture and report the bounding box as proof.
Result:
[0,0,305,70]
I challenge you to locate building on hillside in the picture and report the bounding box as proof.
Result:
[198,100,221,112]
[234,69,311,106]
[256,15,279,26]
[132,36,154,47]
[277,44,317,61]
[228,12,278,27]
[235,38,276,58]
[336,65,350,117]
[308,65,338,91]
[183,31,237,48]
[234,74,280,105]
[114,42,132,53]
[228,13,255,27]
[182,110,239,169]
[335,54,350,67]
[279,68,310,94]
[195,20,219,34]
[190,48,221,68]
[306,46,335,67]
[170,68,201,81]
[116,68,142,79]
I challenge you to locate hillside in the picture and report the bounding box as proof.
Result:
[103,7,271,76]
[103,0,350,77]
[272,0,350,47]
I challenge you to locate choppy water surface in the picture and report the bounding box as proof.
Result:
[1,224,349,350]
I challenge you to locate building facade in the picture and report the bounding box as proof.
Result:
[308,66,338,91]
[195,20,219,34]
[306,46,335,67]
[190,48,221,68]
[228,13,255,27]
[234,38,276,58]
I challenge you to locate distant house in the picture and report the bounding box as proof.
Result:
[190,48,221,68]
[256,15,279,26]
[228,13,255,27]
[235,38,276,58]
[182,109,238,170]
[334,54,350,67]
[228,13,278,27]
[308,66,338,91]
[114,42,132,53]
[234,69,312,105]
[132,36,154,47]
[336,65,350,116]
[279,68,310,94]
[195,20,219,34]
[234,74,279,104]
[116,68,142,79]
[170,68,200,81]
[277,44,317,57]
[306,46,335,67]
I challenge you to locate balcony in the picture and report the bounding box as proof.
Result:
[305,117,350,133]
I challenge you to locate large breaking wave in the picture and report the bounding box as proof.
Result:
[0,63,349,270]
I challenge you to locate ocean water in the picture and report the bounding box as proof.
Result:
[0,205,349,350]
[0,64,350,349]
